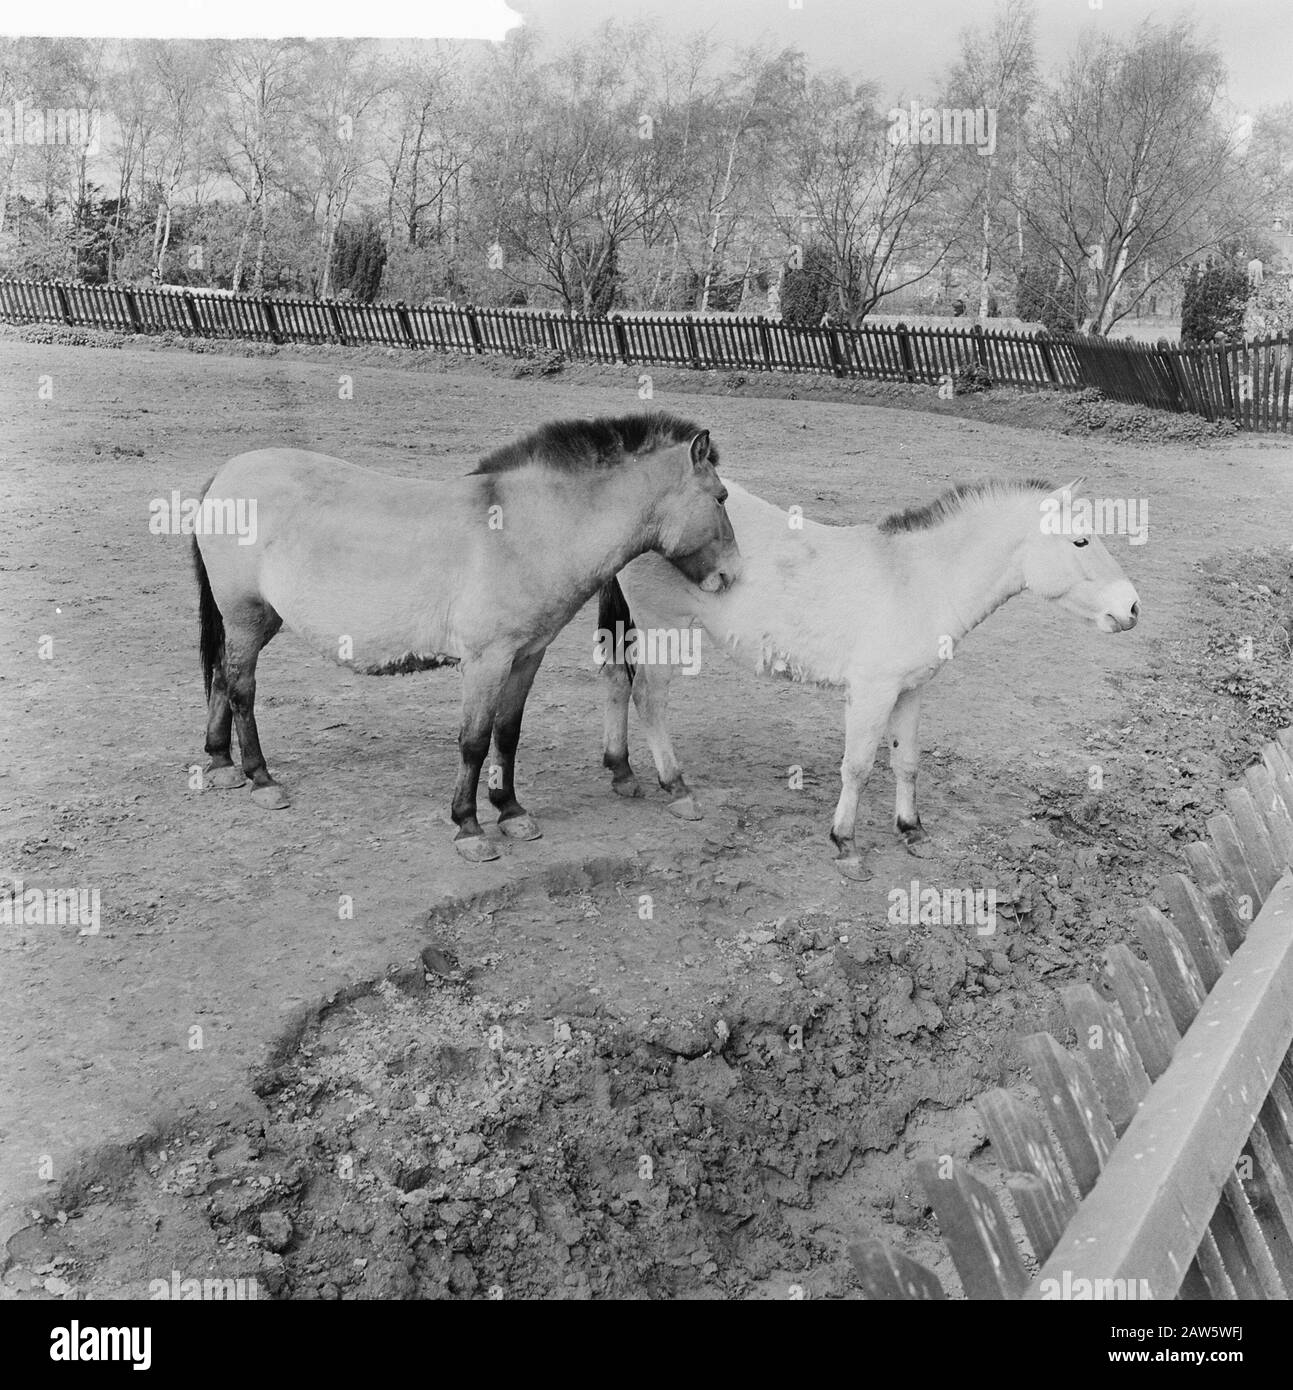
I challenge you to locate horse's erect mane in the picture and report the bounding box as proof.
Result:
[878,477,1053,534]
[472,412,715,475]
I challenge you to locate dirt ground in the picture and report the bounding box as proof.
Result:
[1,330,1291,1298]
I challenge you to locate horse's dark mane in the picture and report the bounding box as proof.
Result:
[472,412,716,475]
[879,478,1053,534]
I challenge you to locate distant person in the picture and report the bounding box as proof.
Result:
[1248,257,1264,286]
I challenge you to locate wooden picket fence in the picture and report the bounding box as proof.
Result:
[0,276,1289,432]
[851,728,1293,1301]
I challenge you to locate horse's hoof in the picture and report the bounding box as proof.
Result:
[612,775,643,799]
[834,855,872,882]
[667,795,703,821]
[898,821,926,843]
[250,783,290,810]
[206,764,247,790]
[499,814,542,841]
[455,835,501,862]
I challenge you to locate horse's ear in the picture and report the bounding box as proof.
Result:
[688,431,711,468]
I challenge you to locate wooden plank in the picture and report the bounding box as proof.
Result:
[1098,944,1179,1080]
[1182,842,1248,952]
[1028,873,1293,1299]
[1061,984,1150,1134]
[1134,903,1208,1030]
[1261,742,1293,820]
[848,1238,947,1300]
[1205,811,1263,930]
[1018,1033,1117,1197]
[916,1159,1030,1300]
[1003,1173,1070,1268]
[1158,875,1229,990]
[1225,788,1282,899]
[1220,1171,1286,1297]
[976,1088,1077,1262]
[1245,766,1293,869]
[1243,1121,1293,1285]
[1192,1230,1238,1299]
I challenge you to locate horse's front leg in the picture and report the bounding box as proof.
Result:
[487,649,546,840]
[631,658,701,820]
[830,689,897,880]
[887,685,926,841]
[451,654,513,862]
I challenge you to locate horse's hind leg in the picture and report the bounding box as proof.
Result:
[631,661,701,820]
[601,658,642,798]
[488,650,545,840]
[224,604,286,810]
[887,686,926,841]
[203,661,245,789]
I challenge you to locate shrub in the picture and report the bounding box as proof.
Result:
[1016,263,1081,332]
[780,242,835,326]
[1181,262,1251,345]
[331,221,388,302]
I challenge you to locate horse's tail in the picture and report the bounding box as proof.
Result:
[598,577,636,684]
[192,481,224,700]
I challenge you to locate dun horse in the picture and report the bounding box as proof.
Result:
[600,477,1140,879]
[192,413,741,861]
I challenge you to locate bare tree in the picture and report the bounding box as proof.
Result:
[780,75,963,322]
[947,0,1037,316]
[687,47,801,312]
[1017,18,1251,334]
[138,41,210,281]
[475,23,677,311]
[211,39,302,292]
[299,40,389,297]
[376,44,475,258]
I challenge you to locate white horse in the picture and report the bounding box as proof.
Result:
[599,476,1140,878]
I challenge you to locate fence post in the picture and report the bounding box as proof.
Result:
[757,315,773,371]
[896,321,916,383]
[53,280,74,326]
[1157,339,1190,414]
[825,324,846,378]
[1036,330,1059,385]
[181,291,203,336]
[1213,338,1234,421]
[463,303,483,354]
[121,285,144,334]
[259,296,283,345]
[970,322,988,368]
[611,313,630,365]
[325,298,346,346]
[395,301,416,348]
[684,317,701,369]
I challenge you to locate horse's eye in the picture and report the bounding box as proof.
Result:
[1073,537,1090,548]
[717,489,728,505]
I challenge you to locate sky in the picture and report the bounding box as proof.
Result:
[512,0,1293,112]
[7,0,1291,112]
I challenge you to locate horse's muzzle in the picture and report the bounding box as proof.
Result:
[700,557,743,593]
[1099,599,1140,632]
